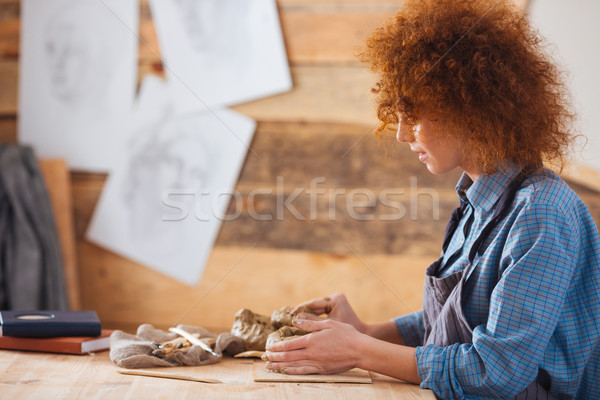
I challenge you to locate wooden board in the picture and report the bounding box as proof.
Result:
[232,65,378,125]
[253,361,372,384]
[0,116,15,142]
[0,58,16,116]
[0,58,381,125]
[38,159,81,310]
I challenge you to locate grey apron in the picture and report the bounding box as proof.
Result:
[422,173,555,399]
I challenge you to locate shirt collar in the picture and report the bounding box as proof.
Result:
[455,164,522,214]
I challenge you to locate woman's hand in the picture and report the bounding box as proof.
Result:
[292,293,369,334]
[264,317,420,383]
[264,317,364,375]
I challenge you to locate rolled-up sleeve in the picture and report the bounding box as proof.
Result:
[393,310,424,347]
[415,203,577,398]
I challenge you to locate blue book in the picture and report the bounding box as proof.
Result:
[0,310,102,338]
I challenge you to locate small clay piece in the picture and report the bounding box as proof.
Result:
[271,305,314,329]
[233,350,265,358]
[231,309,275,351]
[266,326,308,349]
[152,336,193,358]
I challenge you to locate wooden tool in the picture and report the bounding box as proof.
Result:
[234,350,265,358]
[117,369,222,384]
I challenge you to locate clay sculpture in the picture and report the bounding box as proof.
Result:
[230,308,275,351]
[231,305,314,352]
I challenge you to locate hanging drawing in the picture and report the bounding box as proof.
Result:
[86,76,256,284]
[149,0,292,112]
[18,0,138,171]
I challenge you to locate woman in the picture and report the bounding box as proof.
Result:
[264,0,600,398]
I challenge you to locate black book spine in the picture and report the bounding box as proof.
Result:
[2,322,101,338]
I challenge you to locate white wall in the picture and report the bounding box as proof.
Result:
[528,0,600,171]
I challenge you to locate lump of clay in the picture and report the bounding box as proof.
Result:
[266,326,308,349]
[230,308,274,351]
[271,305,314,329]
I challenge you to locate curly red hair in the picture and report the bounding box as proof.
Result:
[360,0,574,174]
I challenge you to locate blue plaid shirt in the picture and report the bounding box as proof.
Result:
[394,167,600,399]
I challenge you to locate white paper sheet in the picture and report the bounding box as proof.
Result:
[86,76,256,285]
[18,0,138,172]
[149,0,292,113]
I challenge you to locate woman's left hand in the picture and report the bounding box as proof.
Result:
[264,317,364,375]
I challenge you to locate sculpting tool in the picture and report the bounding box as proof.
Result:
[168,327,220,357]
[117,368,222,384]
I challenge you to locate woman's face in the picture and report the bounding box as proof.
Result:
[396,115,479,178]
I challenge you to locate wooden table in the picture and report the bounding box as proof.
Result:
[0,349,435,399]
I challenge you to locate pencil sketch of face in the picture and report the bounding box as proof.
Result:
[44,24,90,102]
[43,1,120,108]
[123,112,214,256]
[173,0,251,54]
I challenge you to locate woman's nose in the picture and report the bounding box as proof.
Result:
[396,121,412,142]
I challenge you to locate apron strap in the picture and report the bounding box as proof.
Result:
[536,367,552,392]
[441,201,467,253]
[467,172,530,264]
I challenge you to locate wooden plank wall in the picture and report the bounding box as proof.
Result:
[1,0,598,333]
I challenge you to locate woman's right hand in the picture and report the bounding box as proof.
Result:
[292,293,369,334]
